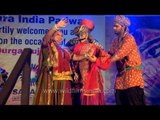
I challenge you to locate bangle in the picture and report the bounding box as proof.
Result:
[55,24,59,29]
[84,54,89,58]
[52,24,59,31]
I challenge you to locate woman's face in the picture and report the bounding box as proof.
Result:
[52,31,63,45]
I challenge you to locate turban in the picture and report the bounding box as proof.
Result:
[80,19,94,31]
[73,25,89,36]
[114,15,131,27]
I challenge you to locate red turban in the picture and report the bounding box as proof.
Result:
[80,19,94,31]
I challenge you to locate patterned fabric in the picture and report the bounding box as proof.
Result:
[33,41,72,105]
[109,33,144,90]
[73,41,110,105]
[48,42,73,80]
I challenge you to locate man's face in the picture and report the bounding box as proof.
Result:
[79,31,88,40]
[113,23,124,35]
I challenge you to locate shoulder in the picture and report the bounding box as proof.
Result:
[125,33,135,40]
[89,43,97,49]
[124,33,135,43]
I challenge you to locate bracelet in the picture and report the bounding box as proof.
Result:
[52,24,59,31]
[84,54,89,58]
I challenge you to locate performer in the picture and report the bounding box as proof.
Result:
[109,15,145,105]
[65,19,105,105]
[33,18,73,105]
[72,24,111,105]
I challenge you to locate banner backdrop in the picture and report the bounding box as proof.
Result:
[0,15,105,105]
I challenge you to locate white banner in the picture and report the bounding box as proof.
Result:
[0,15,106,105]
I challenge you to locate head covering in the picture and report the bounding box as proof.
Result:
[80,19,95,31]
[73,25,89,36]
[114,15,131,27]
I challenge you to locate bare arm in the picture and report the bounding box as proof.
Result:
[110,54,120,62]
[42,27,56,46]
[42,18,68,46]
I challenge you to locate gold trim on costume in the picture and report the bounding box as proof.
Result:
[52,76,72,81]
[82,88,101,96]
[52,71,73,80]
[60,82,65,105]
[83,93,96,96]
[47,77,51,105]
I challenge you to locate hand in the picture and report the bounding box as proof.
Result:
[73,72,79,83]
[56,18,68,28]
[110,54,119,62]
[88,55,97,62]
[84,53,89,59]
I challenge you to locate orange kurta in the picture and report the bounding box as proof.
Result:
[109,33,144,90]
